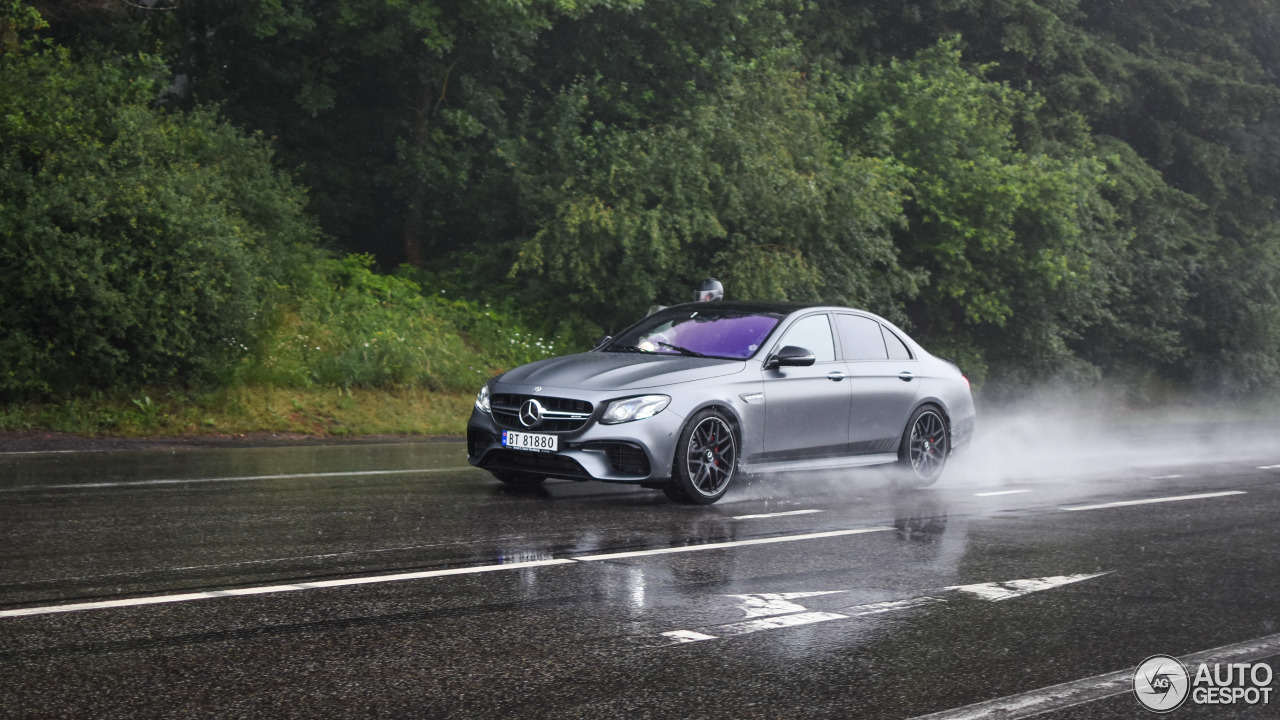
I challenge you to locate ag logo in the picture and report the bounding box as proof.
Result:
[1134,654,1190,713]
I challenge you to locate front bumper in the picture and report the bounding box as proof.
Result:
[466,405,686,484]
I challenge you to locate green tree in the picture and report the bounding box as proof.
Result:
[507,59,911,330]
[841,41,1110,381]
[810,0,1280,390]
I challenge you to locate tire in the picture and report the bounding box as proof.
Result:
[897,405,949,487]
[661,482,690,502]
[667,409,739,504]
[491,470,546,487]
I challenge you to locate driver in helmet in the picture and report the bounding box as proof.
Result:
[696,278,723,302]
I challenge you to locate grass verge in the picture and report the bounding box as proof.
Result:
[0,386,474,438]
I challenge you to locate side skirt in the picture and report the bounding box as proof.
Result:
[739,453,899,476]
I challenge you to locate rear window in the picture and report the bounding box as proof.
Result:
[835,314,888,361]
[882,325,913,360]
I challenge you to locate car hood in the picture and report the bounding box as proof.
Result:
[497,352,745,391]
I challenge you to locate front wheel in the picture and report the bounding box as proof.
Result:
[667,409,739,504]
[897,405,949,487]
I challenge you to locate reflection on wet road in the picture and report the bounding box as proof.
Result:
[2,435,1280,718]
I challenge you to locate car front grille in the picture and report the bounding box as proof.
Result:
[491,394,594,433]
[479,449,591,480]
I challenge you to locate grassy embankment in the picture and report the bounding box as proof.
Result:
[0,256,577,439]
[0,386,475,438]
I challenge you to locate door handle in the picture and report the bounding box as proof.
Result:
[898,371,915,382]
[827,371,846,381]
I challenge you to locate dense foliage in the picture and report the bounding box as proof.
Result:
[0,4,316,394]
[7,0,1280,398]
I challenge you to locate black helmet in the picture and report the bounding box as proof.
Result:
[696,277,724,302]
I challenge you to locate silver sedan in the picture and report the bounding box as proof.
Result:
[466,301,975,504]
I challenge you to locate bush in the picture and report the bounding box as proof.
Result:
[0,24,318,396]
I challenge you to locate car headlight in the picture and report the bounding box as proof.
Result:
[475,384,491,414]
[601,395,670,424]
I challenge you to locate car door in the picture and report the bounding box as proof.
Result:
[834,314,920,455]
[760,312,852,461]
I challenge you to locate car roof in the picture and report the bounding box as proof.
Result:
[659,300,867,316]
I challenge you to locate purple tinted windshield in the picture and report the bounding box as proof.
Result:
[614,311,781,359]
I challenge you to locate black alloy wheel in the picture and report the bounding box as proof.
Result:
[898,406,949,487]
[666,409,738,504]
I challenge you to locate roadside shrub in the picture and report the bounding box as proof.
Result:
[0,24,318,396]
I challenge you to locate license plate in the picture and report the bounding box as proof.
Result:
[502,430,558,452]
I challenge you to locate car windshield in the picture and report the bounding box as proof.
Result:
[605,308,783,360]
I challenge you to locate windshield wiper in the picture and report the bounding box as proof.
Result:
[606,344,648,353]
[652,341,708,358]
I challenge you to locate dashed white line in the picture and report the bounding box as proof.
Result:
[973,489,1031,497]
[1061,490,1246,512]
[1258,464,1280,470]
[0,467,476,492]
[1149,474,1184,480]
[730,509,824,520]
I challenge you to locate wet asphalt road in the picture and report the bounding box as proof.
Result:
[2,423,1280,719]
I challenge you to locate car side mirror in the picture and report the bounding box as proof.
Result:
[766,345,816,369]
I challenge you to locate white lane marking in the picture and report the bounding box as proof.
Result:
[661,630,717,643]
[0,467,476,492]
[0,441,437,457]
[571,527,893,561]
[1061,490,1245,512]
[1,527,893,618]
[0,559,576,618]
[945,573,1110,602]
[973,489,1031,497]
[14,537,531,587]
[643,574,1106,647]
[906,631,1280,720]
[714,611,848,637]
[1258,464,1280,470]
[1150,474,1184,480]
[724,592,846,619]
[730,509,824,520]
[838,597,945,616]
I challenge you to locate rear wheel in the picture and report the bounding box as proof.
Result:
[667,409,738,504]
[897,405,949,487]
[490,470,545,487]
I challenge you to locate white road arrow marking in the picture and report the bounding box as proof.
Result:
[945,572,1111,602]
[638,572,1112,648]
[723,591,847,619]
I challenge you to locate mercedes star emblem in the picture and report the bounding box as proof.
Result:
[519,399,544,428]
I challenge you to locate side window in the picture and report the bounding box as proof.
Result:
[881,325,913,360]
[836,314,888,361]
[778,314,836,363]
